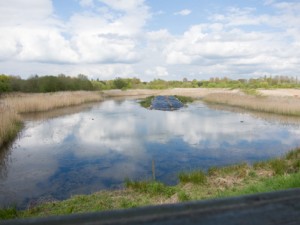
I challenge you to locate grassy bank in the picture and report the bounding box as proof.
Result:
[0,91,102,148]
[1,148,299,220]
[203,93,300,116]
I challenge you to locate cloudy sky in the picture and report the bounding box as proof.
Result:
[0,0,299,80]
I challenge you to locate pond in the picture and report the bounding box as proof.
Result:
[1,99,300,208]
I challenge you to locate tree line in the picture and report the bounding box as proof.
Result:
[1,74,300,93]
[0,74,94,93]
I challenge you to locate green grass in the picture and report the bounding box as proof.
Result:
[208,163,249,177]
[2,148,300,220]
[174,95,194,104]
[0,207,18,220]
[178,170,207,184]
[219,172,300,198]
[241,88,261,96]
[125,179,176,197]
[177,191,191,202]
[139,96,154,108]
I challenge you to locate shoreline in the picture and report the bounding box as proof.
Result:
[1,147,299,219]
[2,88,300,150]
[1,88,300,220]
[0,91,103,149]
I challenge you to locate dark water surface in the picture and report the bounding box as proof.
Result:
[1,99,300,208]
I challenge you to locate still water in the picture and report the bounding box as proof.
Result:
[1,99,300,208]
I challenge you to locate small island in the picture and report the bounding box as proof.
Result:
[140,95,193,111]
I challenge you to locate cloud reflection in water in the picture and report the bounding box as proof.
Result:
[1,100,300,208]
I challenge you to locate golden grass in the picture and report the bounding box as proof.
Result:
[0,105,21,147]
[2,91,102,113]
[203,93,300,116]
[0,91,102,147]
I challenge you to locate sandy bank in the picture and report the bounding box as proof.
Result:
[103,88,300,99]
[102,88,240,98]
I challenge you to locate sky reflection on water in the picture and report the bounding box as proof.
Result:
[1,100,300,208]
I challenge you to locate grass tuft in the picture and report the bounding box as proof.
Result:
[174,95,194,104]
[208,163,249,178]
[241,88,261,96]
[0,207,18,220]
[125,179,176,197]
[177,191,191,202]
[269,158,289,175]
[178,170,207,185]
[139,96,154,108]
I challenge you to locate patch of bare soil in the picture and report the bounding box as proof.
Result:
[103,88,300,99]
[259,89,300,98]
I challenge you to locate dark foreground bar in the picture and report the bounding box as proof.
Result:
[2,188,300,225]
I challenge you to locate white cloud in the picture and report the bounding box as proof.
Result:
[146,66,169,77]
[79,0,94,7]
[161,4,300,77]
[0,0,150,66]
[0,1,300,79]
[0,0,54,26]
[174,9,191,16]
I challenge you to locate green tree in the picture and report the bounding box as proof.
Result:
[113,78,128,89]
[0,74,11,93]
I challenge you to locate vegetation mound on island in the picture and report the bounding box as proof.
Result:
[139,95,194,109]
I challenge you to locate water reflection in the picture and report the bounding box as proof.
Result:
[206,103,300,126]
[1,100,300,208]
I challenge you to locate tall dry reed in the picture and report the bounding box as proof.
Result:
[203,93,300,116]
[0,104,21,147]
[3,91,103,113]
[0,91,102,147]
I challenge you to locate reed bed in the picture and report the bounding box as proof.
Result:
[2,91,102,113]
[203,93,300,116]
[0,105,21,147]
[0,91,102,147]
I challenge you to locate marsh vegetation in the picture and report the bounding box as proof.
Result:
[1,85,300,221]
[203,93,300,116]
[0,91,102,148]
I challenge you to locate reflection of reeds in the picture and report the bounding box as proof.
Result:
[203,93,300,116]
[0,91,102,148]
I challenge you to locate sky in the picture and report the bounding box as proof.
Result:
[0,0,299,81]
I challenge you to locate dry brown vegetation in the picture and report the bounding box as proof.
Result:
[2,91,102,113]
[0,91,102,147]
[203,93,300,116]
[0,105,21,147]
